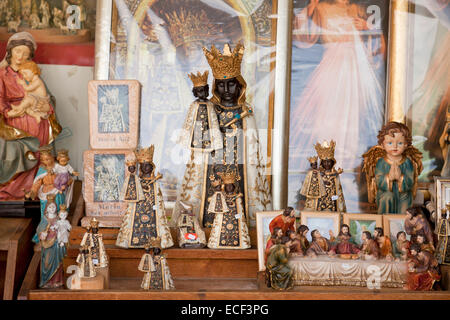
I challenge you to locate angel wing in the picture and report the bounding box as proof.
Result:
[404,145,423,198]
[362,145,386,203]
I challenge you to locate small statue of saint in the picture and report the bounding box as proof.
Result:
[204,177,229,228]
[56,204,71,247]
[299,156,325,210]
[265,236,293,291]
[406,244,440,291]
[392,231,410,261]
[80,218,108,268]
[362,122,423,214]
[436,204,450,265]
[176,201,206,248]
[76,244,96,278]
[328,224,360,256]
[358,231,380,261]
[207,169,251,249]
[373,227,393,260]
[116,146,174,249]
[314,140,346,212]
[138,237,175,290]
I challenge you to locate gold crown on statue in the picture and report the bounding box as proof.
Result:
[211,179,221,188]
[57,149,69,157]
[218,169,239,185]
[203,43,244,80]
[188,70,209,88]
[59,204,67,211]
[166,9,219,48]
[307,156,318,164]
[125,153,137,166]
[90,218,99,229]
[46,193,56,202]
[148,236,161,249]
[135,145,154,163]
[315,140,336,161]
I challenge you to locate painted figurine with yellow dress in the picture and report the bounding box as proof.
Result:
[80,218,108,268]
[116,146,174,249]
[363,122,423,214]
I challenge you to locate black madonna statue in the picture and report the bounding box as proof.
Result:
[172,43,272,229]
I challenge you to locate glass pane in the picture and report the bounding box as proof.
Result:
[288,0,389,212]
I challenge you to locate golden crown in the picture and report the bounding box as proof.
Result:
[203,43,244,80]
[148,236,161,249]
[307,156,318,164]
[135,146,154,163]
[188,70,209,88]
[125,153,137,166]
[218,169,239,185]
[59,204,67,211]
[90,218,99,228]
[315,140,336,161]
[46,193,56,201]
[166,9,219,48]
[57,149,69,157]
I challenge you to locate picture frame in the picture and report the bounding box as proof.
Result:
[83,149,133,218]
[256,210,285,271]
[300,211,340,243]
[382,214,410,244]
[88,80,141,149]
[435,177,450,227]
[342,213,383,246]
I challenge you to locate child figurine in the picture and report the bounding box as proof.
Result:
[76,244,96,278]
[54,149,79,192]
[56,204,71,247]
[7,61,51,123]
[139,237,175,290]
[363,121,423,214]
[80,218,108,268]
[299,156,325,211]
[176,201,206,248]
[314,140,346,212]
[205,177,229,228]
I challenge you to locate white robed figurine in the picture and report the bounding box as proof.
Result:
[138,237,175,290]
[116,146,174,249]
[56,204,71,247]
[80,218,108,268]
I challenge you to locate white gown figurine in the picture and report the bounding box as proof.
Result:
[80,218,108,268]
[208,169,251,249]
[176,201,206,248]
[172,70,223,228]
[56,204,71,247]
[116,146,174,249]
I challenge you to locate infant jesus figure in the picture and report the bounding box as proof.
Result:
[7,61,51,123]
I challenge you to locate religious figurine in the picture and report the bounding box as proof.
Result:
[205,177,229,228]
[416,234,435,255]
[172,70,223,228]
[207,169,251,249]
[306,229,332,257]
[176,201,206,248]
[363,122,423,214]
[406,244,440,291]
[404,206,434,245]
[299,156,326,210]
[269,207,296,235]
[286,230,303,256]
[436,204,450,265]
[373,227,393,260]
[265,236,294,291]
[56,204,71,247]
[80,218,108,268]
[358,231,380,261]
[36,194,66,288]
[439,108,450,177]
[393,231,410,261]
[116,146,174,249]
[328,224,360,257]
[297,225,310,253]
[0,32,62,201]
[76,244,96,279]
[314,140,346,212]
[139,237,175,290]
[175,43,272,229]
[54,149,79,194]
[38,0,50,29]
[265,227,283,263]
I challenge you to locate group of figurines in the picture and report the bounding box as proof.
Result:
[265,205,450,291]
[300,121,423,215]
[0,0,87,34]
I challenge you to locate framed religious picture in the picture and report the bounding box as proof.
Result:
[288,0,391,213]
[83,149,133,223]
[95,0,277,204]
[300,211,340,243]
[343,213,383,246]
[256,210,285,271]
[88,80,141,149]
[382,214,410,244]
[436,177,450,227]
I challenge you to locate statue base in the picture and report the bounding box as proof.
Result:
[76,275,105,290]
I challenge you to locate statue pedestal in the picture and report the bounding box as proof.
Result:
[95,266,110,289]
[78,275,105,290]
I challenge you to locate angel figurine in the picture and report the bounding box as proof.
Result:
[362,122,423,214]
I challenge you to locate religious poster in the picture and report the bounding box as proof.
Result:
[288,0,390,212]
[88,80,140,149]
[105,0,276,203]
